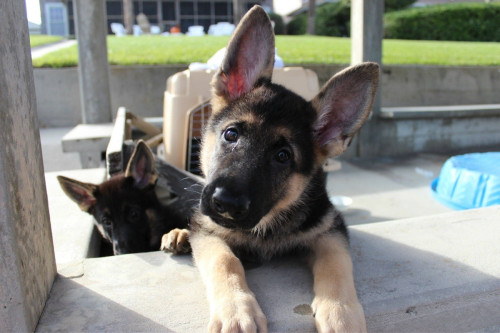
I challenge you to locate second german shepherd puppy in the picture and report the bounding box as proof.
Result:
[188,6,379,333]
[58,141,188,255]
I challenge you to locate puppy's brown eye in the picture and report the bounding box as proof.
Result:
[224,128,238,142]
[276,149,291,163]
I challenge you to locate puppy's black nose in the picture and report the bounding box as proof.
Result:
[212,187,250,220]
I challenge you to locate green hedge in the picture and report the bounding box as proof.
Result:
[286,0,415,37]
[287,2,500,42]
[384,3,500,41]
[315,1,351,37]
[286,13,307,35]
[287,1,351,37]
[385,0,416,12]
[268,12,285,35]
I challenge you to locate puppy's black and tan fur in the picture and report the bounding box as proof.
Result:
[58,141,189,255]
[185,6,378,332]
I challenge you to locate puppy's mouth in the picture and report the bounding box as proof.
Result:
[200,200,260,230]
[203,208,255,230]
[211,215,241,229]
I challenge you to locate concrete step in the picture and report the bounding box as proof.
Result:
[36,206,500,332]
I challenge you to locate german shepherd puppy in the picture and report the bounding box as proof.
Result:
[187,6,379,333]
[58,140,189,255]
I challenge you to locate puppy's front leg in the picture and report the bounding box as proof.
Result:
[310,234,366,333]
[191,233,267,333]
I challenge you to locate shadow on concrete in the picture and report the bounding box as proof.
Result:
[349,228,500,332]
[36,276,175,332]
[37,208,500,332]
[343,208,392,225]
[159,251,194,267]
[245,224,500,332]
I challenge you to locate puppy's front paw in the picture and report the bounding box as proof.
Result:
[160,228,190,254]
[312,297,366,333]
[209,291,267,333]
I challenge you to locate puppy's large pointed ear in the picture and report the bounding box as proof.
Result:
[211,5,275,104]
[125,140,157,189]
[312,62,379,158]
[57,175,98,212]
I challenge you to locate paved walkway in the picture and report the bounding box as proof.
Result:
[31,39,77,59]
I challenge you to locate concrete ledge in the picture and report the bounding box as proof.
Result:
[61,124,114,154]
[34,65,500,127]
[45,168,106,272]
[380,104,500,119]
[352,206,500,331]
[36,206,500,332]
[61,117,164,169]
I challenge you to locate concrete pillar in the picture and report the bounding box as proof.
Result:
[74,0,112,124]
[0,1,57,331]
[351,0,384,113]
[350,0,384,157]
[307,0,316,35]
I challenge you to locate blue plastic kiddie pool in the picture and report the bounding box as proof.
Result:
[431,152,500,210]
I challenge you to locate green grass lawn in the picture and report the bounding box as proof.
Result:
[32,35,500,68]
[30,35,63,48]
